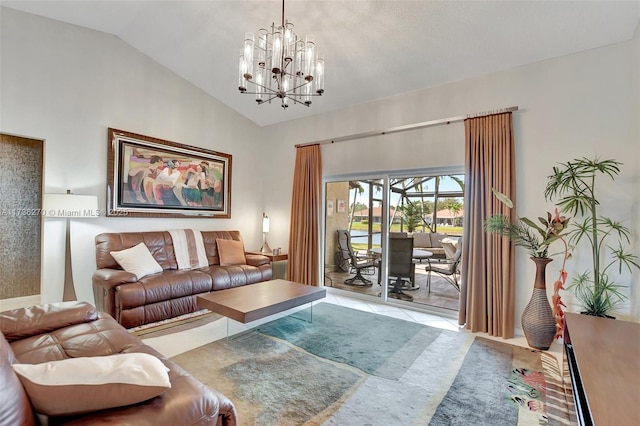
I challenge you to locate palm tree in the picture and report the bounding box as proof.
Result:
[399,201,422,232]
[348,181,364,232]
[448,200,462,226]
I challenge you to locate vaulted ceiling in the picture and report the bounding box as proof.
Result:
[2,1,638,127]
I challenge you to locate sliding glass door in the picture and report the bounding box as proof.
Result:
[324,167,464,312]
[386,173,464,310]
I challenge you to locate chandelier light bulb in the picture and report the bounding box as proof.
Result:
[238,55,247,92]
[315,56,325,94]
[255,69,264,103]
[283,23,294,62]
[243,33,254,80]
[303,35,315,82]
[237,0,325,109]
[272,29,283,73]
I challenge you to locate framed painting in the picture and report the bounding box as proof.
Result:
[107,128,232,218]
[326,199,334,217]
[337,199,347,214]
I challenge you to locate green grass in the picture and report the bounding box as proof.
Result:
[348,224,463,251]
[349,222,463,235]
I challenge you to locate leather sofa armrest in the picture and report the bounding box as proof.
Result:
[0,302,97,342]
[210,388,238,426]
[92,269,138,318]
[245,254,270,267]
[93,268,138,286]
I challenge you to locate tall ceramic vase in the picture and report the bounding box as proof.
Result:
[521,257,556,350]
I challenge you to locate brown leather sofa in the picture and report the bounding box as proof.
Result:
[93,230,272,328]
[0,301,236,425]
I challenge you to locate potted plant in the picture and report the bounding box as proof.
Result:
[484,190,570,349]
[399,201,423,233]
[484,189,570,257]
[544,157,639,317]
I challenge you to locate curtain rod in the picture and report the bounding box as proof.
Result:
[295,106,518,148]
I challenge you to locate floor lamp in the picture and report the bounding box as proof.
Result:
[43,191,98,301]
[261,212,272,253]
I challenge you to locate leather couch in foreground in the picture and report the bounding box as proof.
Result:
[0,301,236,425]
[93,230,272,328]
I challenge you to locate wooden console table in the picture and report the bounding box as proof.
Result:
[563,312,640,425]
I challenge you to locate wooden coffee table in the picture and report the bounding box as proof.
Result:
[196,279,326,331]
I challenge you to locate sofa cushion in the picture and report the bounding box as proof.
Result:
[111,242,163,279]
[217,238,246,266]
[208,264,272,291]
[0,301,97,343]
[12,352,171,416]
[430,232,448,248]
[116,269,213,310]
[411,232,431,248]
[0,332,35,426]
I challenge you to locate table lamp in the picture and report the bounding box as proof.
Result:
[261,212,272,253]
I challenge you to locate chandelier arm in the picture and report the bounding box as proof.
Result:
[284,96,311,107]
[289,81,311,92]
[287,93,324,99]
[244,78,323,98]
[240,91,280,104]
[258,94,281,104]
[262,94,280,103]
[244,80,280,95]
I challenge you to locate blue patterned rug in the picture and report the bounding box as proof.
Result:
[171,303,575,425]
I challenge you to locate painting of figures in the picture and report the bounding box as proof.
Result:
[107,128,232,218]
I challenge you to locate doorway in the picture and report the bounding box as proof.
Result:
[324,169,464,312]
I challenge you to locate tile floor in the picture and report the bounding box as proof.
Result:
[325,267,461,311]
[324,290,462,332]
[144,289,563,362]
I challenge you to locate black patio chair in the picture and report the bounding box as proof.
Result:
[336,230,377,286]
[425,241,462,293]
[388,236,414,300]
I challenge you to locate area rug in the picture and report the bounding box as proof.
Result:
[171,304,574,426]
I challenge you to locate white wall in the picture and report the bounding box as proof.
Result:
[262,34,640,325]
[0,8,267,304]
[631,19,640,320]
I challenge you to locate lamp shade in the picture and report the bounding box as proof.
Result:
[262,215,270,233]
[43,193,99,218]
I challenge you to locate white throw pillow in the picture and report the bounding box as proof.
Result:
[110,242,163,279]
[12,353,171,416]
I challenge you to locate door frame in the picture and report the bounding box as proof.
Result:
[322,165,463,306]
[383,165,464,307]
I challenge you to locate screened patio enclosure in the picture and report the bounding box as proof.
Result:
[324,173,464,311]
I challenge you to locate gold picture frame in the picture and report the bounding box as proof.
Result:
[107,128,232,218]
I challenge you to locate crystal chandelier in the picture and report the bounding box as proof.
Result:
[238,0,325,109]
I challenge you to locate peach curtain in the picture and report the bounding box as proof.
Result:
[459,112,516,338]
[287,145,322,286]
